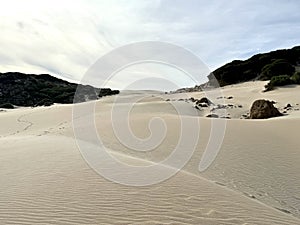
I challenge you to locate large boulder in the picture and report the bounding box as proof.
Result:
[250,99,282,119]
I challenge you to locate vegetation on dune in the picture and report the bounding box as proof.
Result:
[263,71,300,91]
[0,103,14,109]
[260,59,295,80]
[264,75,293,91]
[291,71,300,84]
[0,72,120,107]
[207,46,300,89]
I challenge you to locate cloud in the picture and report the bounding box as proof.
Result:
[0,0,299,89]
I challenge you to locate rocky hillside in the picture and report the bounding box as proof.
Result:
[0,72,119,108]
[208,45,300,87]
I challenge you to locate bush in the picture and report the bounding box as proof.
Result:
[98,88,120,97]
[36,99,54,106]
[291,71,300,84]
[270,74,292,86]
[54,92,75,103]
[264,75,293,91]
[260,59,295,80]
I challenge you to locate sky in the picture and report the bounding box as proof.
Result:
[0,0,300,90]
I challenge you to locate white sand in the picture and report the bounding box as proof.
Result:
[0,81,300,224]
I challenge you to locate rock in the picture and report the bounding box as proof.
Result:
[220,116,231,119]
[166,99,170,101]
[243,192,256,199]
[227,96,233,99]
[189,97,195,102]
[284,103,292,110]
[241,114,249,119]
[194,102,209,109]
[216,104,226,109]
[250,99,282,119]
[199,103,208,107]
[210,104,228,111]
[196,97,213,106]
[206,114,219,118]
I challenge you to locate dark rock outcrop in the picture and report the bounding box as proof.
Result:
[198,103,208,107]
[206,114,219,118]
[250,99,282,119]
[189,97,196,102]
[196,97,213,106]
[284,103,292,109]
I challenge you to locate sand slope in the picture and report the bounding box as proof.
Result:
[0,81,300,224]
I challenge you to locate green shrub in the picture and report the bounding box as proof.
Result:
[270,74,292,86]
[291,71,300,84]
[264,75,293,91]
[36,99,53,106]
[260,59,295,80]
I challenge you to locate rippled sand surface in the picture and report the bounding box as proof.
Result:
[0,81,299,224]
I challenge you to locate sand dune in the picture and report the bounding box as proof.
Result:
[0,81,300,224]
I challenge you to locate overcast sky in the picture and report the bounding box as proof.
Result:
[1,0,300,90]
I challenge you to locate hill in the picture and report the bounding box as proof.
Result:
[0,72,119,108]
[207,45,300,87]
